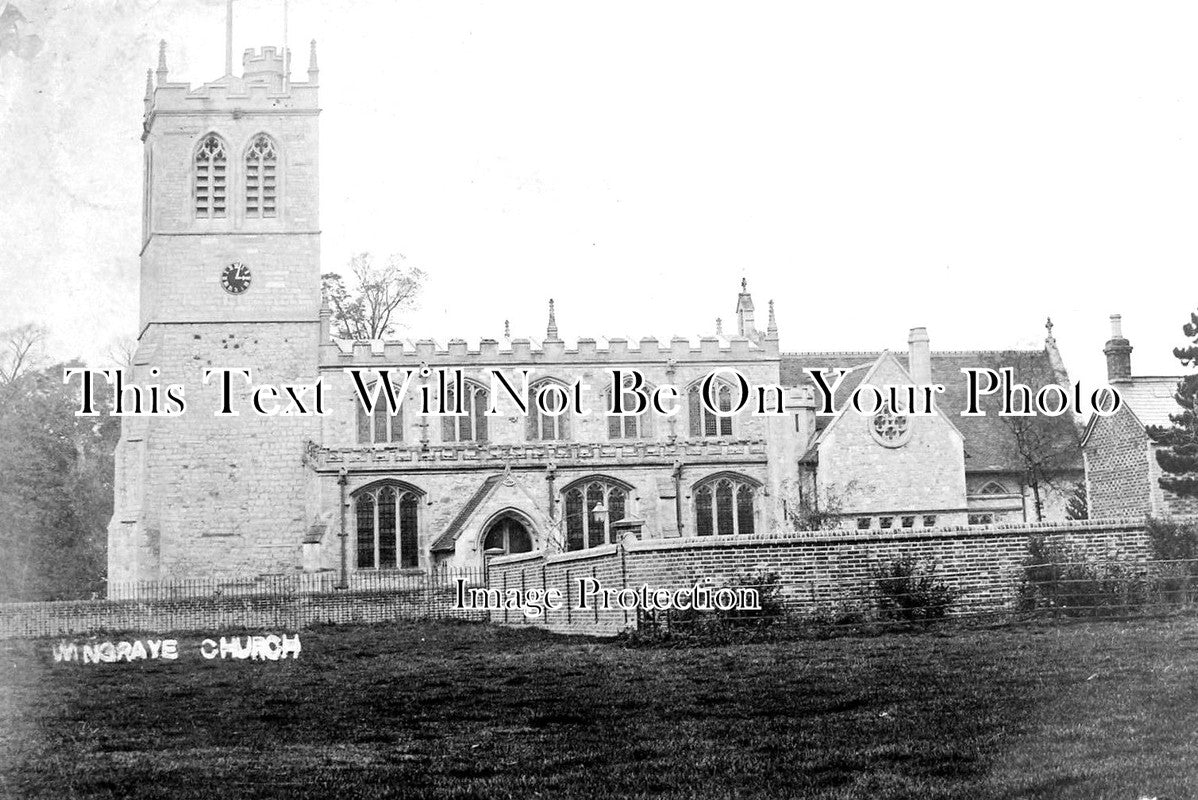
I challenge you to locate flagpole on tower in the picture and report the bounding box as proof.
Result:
[225,0,233,76]
[283,0,289,80]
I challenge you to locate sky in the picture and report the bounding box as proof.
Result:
[1,0,1196,391]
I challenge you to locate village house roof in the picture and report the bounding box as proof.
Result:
[1107,377,1182,430]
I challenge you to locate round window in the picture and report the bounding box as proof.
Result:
[870,404,911,448]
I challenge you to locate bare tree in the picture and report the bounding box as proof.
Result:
[783,479,858,532]
[321,253,426,340]
[103,335,139,372]
[984,350,1083,521]
[0,323,48,387]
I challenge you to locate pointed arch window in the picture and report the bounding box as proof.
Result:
[245,134,279,218]
[688,381,734,438]
[607,375,654,439]
[357,383,403,444]
[694,474,758,536]
[354,482,421,570]
[979,481,1008,495]
[194,134,227,219]
[563,477,630,550]
[442,381,489,443]
[527,380,570,442]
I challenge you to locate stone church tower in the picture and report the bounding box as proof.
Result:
[107,40,323,585]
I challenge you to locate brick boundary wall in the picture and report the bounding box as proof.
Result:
[1,520,1154,640]
[486,519,1152,637]
[0,588,486,640]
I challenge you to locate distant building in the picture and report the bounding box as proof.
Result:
[1082,315,1197,519]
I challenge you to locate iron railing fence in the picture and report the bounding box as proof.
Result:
[103,566,484,601]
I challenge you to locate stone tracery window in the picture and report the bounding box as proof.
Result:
[527,380,570,441]
[354,482,420,570]
[978,481,1007,495]
[607,375,653,439]
[870,404,911,448]
[244,134,278,219]
[563,477,629,550]
[442,381,489,443]
[357,383,403,444]
[688,381,734,438]
[194,134,228,219]
[694,474,757,536]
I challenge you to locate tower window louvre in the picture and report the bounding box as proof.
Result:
[193,134,227,219]
[245,134,279,219]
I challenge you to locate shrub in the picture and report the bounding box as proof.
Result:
[1144,518,1198,606]
[1019,536,1147,616]
[871,558,956,621]
[628,570,786,645]
[1145,517,1198,561]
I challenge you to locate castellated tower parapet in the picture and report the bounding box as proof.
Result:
[144,44,318,131]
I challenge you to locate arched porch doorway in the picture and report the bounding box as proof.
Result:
[481,513,534,555]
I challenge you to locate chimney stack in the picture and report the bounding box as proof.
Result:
[908,327,932,385]
[1103,314,1133,381]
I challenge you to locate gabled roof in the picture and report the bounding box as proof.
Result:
[801,351,965,454]
[783,348,1083,473]
[430,475,504,553]
[1080,376,1182,446]
[1111,377,1181,429]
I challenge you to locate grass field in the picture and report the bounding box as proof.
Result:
[1,618,1196,799]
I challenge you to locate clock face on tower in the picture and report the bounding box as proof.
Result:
[220,262,252,295]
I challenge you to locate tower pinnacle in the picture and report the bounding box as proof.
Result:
[546,299,560,341]
[156,40,168,82]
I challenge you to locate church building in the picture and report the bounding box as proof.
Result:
[107,35,1084,587]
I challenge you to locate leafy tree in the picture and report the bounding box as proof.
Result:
[1147,311,1198,498]
[0,359,118,600]
[321,253,426,340]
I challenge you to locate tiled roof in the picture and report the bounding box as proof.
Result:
[1113,377,1182,429]
[430,475,503,553]
[782,349,1083,472]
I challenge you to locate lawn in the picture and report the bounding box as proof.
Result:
[1,618,1196,799]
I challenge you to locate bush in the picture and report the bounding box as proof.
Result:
[1144,518,1198,606]
[1145,517,1198,561]
[1019,536,1147,616]
[628,570,786,646]
[871,558,956,621]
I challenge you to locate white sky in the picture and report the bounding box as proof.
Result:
[1,0,1196,391]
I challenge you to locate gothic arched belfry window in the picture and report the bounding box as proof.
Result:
[245,134,278,218]
[193,134,228,219]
